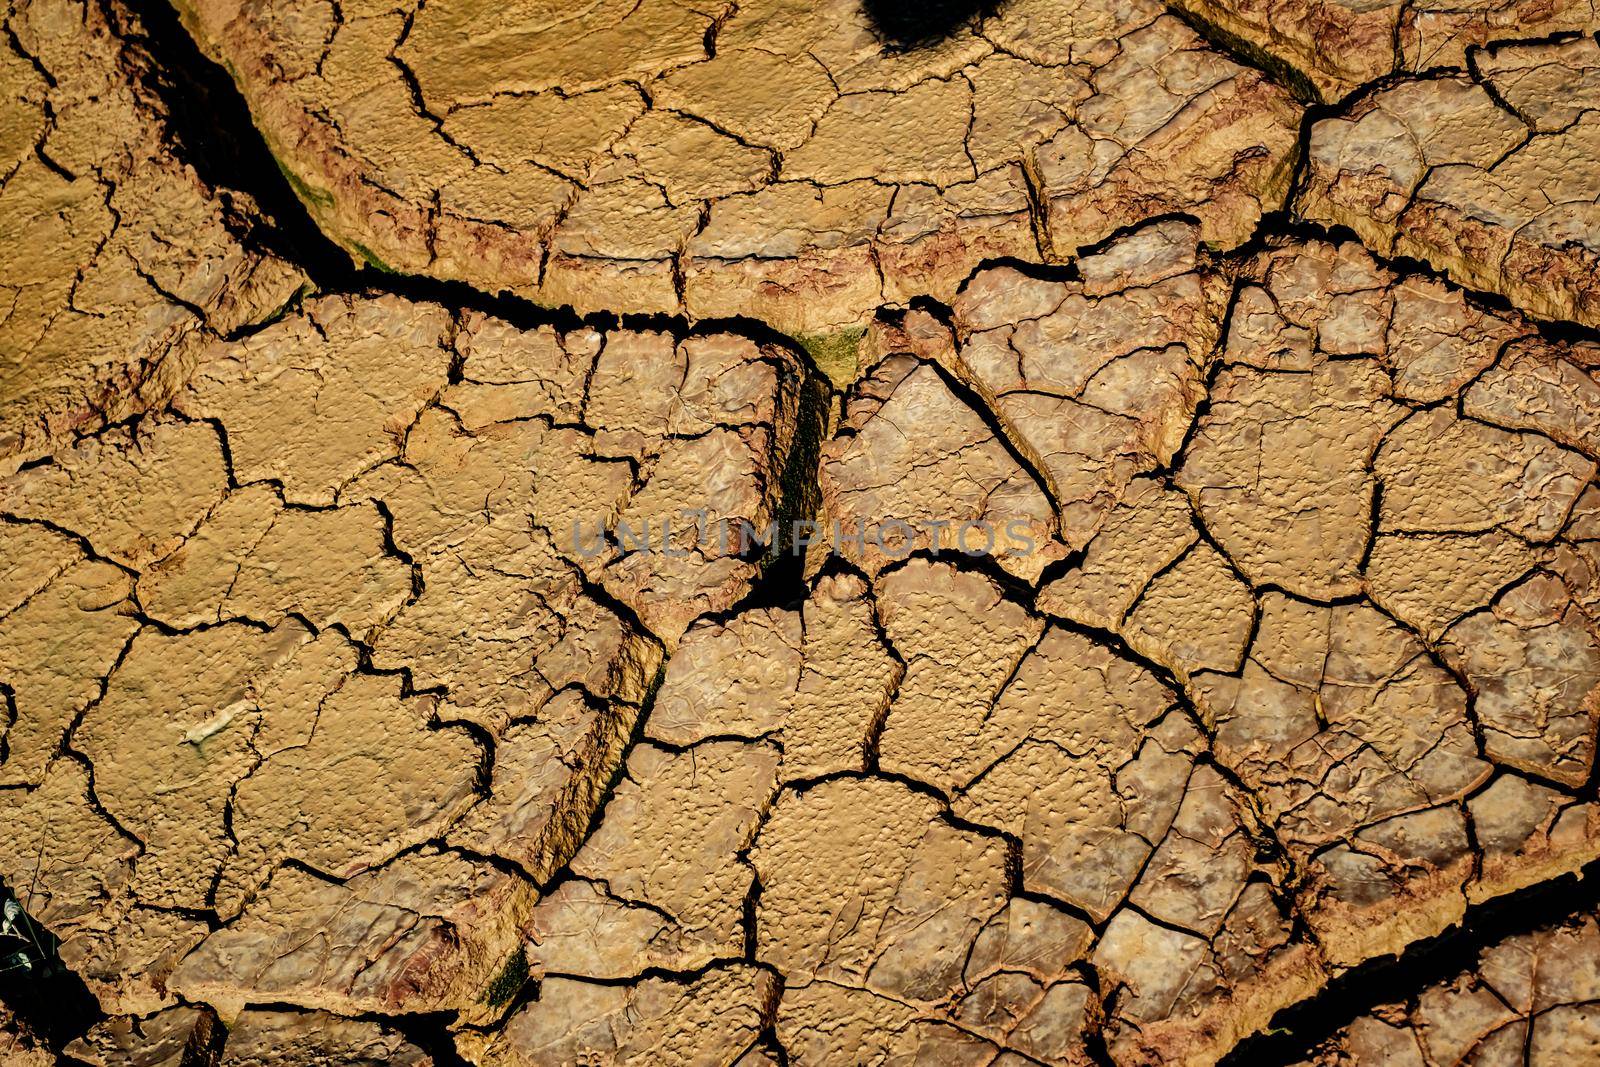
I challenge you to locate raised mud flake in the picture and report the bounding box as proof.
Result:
[77,623,480,917]
[647,607,804,746]
[955,901,1099,1064]
[950,221,1227,551]
[0,417,228,570]
[752,777,1010,1033]
[477,965,775,1067]
[64,1005,220,1067]
[868,560,1211,923]
[166,850,521,1019]
[647,573,902,782]
[217,1009,434,1066]
[1302,42,1600,330]
[0,539,137,787]
[1179,345,1397,599]
[178,0,1299,332]
[1194,595,1489,964]
[1021,13,1300,255]
[275,307,793,839]
[1120,538,1256,680]
[1015,236,1600,1060]
[1477,35,1600,132]
[1175,240,1409,601]
[1464,335,1600,460]
[1168,0,1600,100]
[1376,405,1593,546]
[817,352,1059,580]
[135,486,412,638]
[1036,476,1199,632]
[0,0,304,474]
[1093,880,1312,1066]
[1469,774,1600,903]
[177,295,454,507]
[1365,530,1541,644]
[1440,571,1600,789]
[0,759,136,929]
[872,559,1044,791]
[533,740,781,979]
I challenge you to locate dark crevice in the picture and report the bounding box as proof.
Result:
[377,1012,477,1067]
[117,0,356,286]
[1224,213,1600,354]
[1160,3,1322,102]
[920,357,1066,540]
[527,659,667,902]
[0,879,103,1051]
[735,365,834,613]
[861,0,1002,51]
[1220,855,1600,1066]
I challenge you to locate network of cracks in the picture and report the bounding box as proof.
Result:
[3,0,1600,1064]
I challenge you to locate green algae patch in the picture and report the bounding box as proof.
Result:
[272,153,336,214]
[350,241,399,274]
[796,325,867,388]
[482,945,529,1007]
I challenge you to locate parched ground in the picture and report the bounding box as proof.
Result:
[2,0,1600,1064]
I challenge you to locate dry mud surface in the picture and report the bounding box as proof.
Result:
[3,0,1600,1064]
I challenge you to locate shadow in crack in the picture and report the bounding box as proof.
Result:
[862,0,1002,48]
[0,880,101,1050]
[1220,856,1600,1065]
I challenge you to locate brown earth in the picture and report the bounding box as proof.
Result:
[4,0,1600,1064]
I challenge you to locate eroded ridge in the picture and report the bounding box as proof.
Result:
[1288,901,1600,1064]
[1302,35,1600,331]
[168,0,1301,334]
[0,0,306,475]
[1169,0,1600,101]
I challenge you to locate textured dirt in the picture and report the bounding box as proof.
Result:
[4,0,1600,1065]
[168,0,1301,335]
[0,0,304,473]
[1288,903,1600,1064]
[1301,37,1600,331]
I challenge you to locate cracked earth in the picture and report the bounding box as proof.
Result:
[2,0,1600,1064]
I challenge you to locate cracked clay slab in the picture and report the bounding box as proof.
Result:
[0,277,808,1026]
[7,0,1600,1065]
[171,0,1299,334]
[1301,38,1600,330]
[0,0,305,474]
